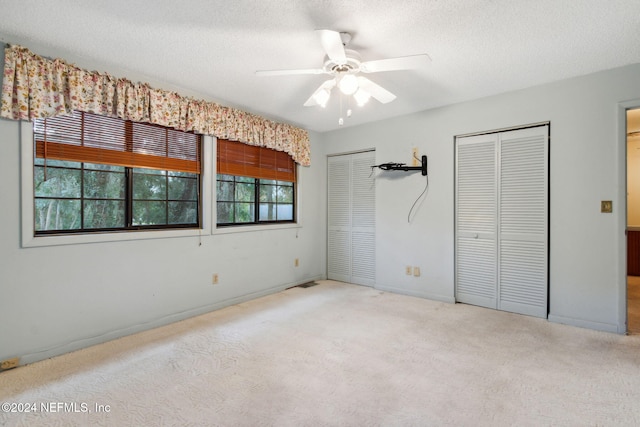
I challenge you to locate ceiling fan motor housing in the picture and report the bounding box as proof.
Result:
[323,49,362,75]
[256,30,424,107]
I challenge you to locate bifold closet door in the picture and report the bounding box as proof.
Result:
[455,125,548,318]
[455,134,499,309]
[328,151,376,286]
[498,127,548,317]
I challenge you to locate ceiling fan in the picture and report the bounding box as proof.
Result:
[256,30,430,113]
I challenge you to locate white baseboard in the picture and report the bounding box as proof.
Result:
[19,275,325,367]
[374,284,456,304]
[548,314,621,334]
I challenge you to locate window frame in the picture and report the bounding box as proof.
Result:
[215,138,297,227]
[215,174,296,227]
[32,113,202,234]
[34,163,202,235]
[20,125,303,247]
[21,121,214,247]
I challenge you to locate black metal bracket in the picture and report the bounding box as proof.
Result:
[373,155,428,176]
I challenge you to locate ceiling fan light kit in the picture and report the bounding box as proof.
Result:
[256,29,430,124]
[338,74,359,95]
[353,88,372,107]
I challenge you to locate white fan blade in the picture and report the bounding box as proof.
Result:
[256,68,325,76]
[317,30,346,64]
[304,79,336,107]
[356,76,396,104]
[360,54,431,73]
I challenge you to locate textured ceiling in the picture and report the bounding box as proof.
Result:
[1,0,640,133]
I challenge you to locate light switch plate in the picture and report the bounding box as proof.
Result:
[601,200,613,213]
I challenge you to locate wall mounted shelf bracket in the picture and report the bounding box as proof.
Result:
[373,155,428,176]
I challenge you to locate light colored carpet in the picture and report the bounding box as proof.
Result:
[1,280,640,426]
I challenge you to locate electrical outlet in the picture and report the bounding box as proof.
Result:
[0,357,19,370]
[406,266,412,275]
[212,274,219,285]
[412,147,419,166]
[295,258,299,267]
[413,267,421,277]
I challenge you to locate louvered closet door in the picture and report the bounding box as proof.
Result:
[328,156,351,283]
[455,125,548,318]
[455,134,499,309]
[498,127,548,318]
[350,152,376,286]
[327,151,376,286]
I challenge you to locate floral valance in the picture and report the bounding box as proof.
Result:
[0,44,311,166]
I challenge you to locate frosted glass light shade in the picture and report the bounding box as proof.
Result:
[338,74,358,95]
[353,88,371,106]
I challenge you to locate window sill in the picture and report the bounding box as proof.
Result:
[22,227,208,248]
[213,222,301,235]
[21,122,215,248]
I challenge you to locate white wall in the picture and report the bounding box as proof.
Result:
[0,44,328,365]
[321,63,640,333]
[2,41,638,368]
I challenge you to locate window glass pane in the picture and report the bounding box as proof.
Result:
[34,166,81,198]
[259,203,276,221]
[133,172,166,200]
[277,204,294,220]
[169,201,198,224]
[235,203,255,223]
[278,185,294,203]
[34,199,81,231]
[133,201,167,225]
[34,158,81,168]
[216,173,293,226]
[217,174,235,181]
[235,183,255,202]
[217,181,234,202]
[169,171,195,178]
[83,200,125,228]
[133,168,166,176]
[84,163,125,172]
[259,203,293,221]
[84,170,126,199]
[217,202,235,223]
[259,184,277,203]
[168,176,198,201]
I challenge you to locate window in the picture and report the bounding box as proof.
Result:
[216,139,296,226]
[33,111,201,234]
